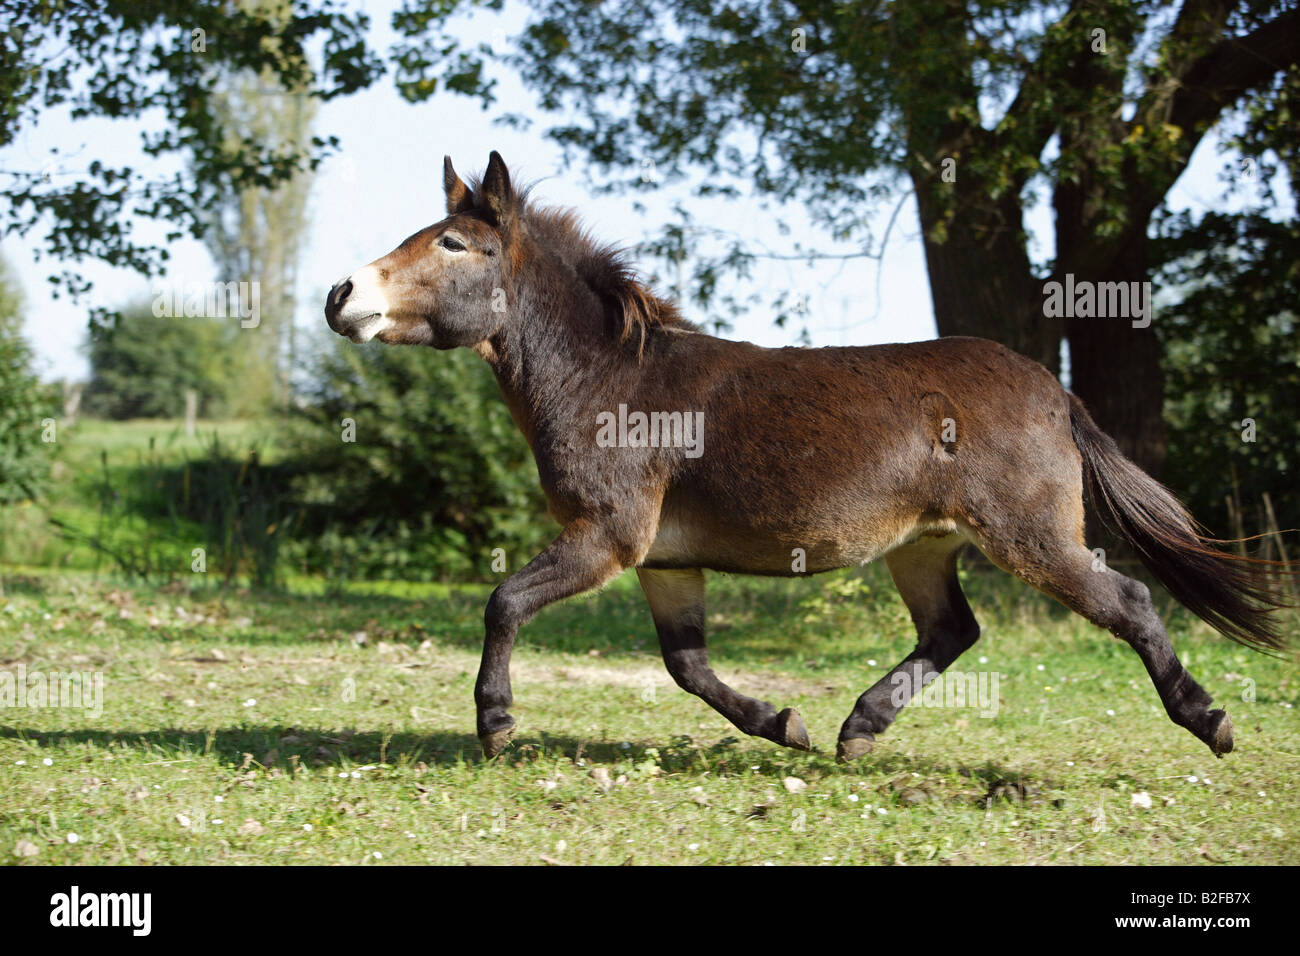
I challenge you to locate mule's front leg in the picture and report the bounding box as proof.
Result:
[476,519,628,758]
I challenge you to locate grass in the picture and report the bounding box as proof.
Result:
[0,418,274,573]
[1,563,1296,865]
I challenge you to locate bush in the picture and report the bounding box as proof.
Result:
[1154,212,1299,541]
[0,258,56,505]
[280,334,552,581]
[81,300,242,420]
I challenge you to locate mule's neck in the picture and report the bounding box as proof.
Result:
[473,271,630,449]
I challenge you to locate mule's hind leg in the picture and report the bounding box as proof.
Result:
[637,568,811,751]
[976,532,1233,756]
[837,536,980,762]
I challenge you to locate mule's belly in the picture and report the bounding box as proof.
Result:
[640,507,960,576]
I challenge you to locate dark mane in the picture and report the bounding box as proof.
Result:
[469,174,698,355]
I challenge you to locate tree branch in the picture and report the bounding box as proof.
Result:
[992,0,1091,168]
[1165,6,1300,139]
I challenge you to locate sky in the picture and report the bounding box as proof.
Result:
[2,0,1290,384]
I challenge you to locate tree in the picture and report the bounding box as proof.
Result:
[198,0,319,413]
[391,0,1300,475]
[1154,210,1299,541]
[0,256,54,504]
[82,299,240,420]
[1,0,381,322]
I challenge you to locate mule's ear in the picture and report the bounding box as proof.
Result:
[478,150,515,229]
[444,156,473,215]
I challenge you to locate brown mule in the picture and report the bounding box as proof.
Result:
[325,151,1292,762]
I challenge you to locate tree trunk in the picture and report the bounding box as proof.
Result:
[1064,249,1167,479]
[1053,154,1167,480]
[1059,226,1166,556]
[912,183,1061,374]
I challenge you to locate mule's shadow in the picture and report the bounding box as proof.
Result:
[0,723,1044,792]
[2,724,484,769]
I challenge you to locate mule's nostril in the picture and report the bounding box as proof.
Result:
[331,279,353,310]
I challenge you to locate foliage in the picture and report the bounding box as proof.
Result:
[26,395,549,585]
[0,257,55,505]
[199,1,321,411]
[45,436,193,581]
[81,300,242,420]
[1154,210,1300,539]
[280,336,551,581]
[159,435,296,588]
[43,428,294,586]
[1,0,382,319]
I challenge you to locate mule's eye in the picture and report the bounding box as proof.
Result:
[440,235,467,252]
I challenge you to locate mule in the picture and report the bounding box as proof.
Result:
[325,151,1292,762]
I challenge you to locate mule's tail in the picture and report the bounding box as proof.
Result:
[1068,393,1295,653]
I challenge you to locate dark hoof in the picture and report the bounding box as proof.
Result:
[775,707,812,751]
[479,723,516,759]
[836,736,875,763]
[1206,709,1233,757]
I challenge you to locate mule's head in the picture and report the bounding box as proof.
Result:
[324,151,518,349]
